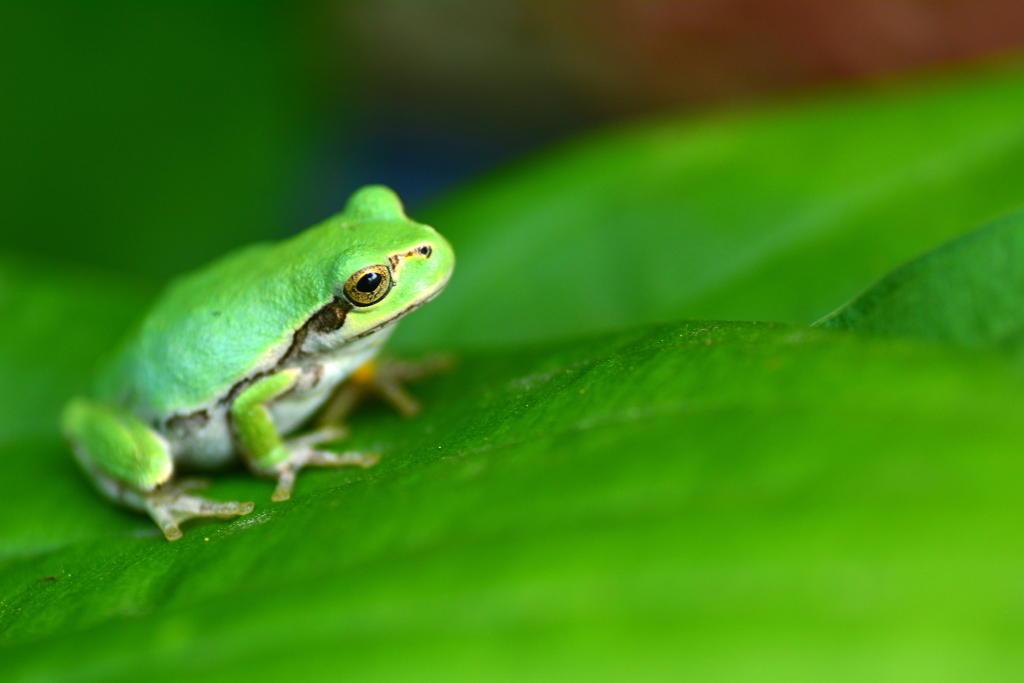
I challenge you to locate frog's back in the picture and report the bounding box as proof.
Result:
[98,226,341,418]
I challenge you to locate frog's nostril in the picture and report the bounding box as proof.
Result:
[417,244,432,258]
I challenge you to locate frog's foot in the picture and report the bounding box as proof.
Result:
[267,426,379,502]
[317,355,454,426]
[143,479,254,541]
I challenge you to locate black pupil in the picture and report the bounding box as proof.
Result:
[356,271,382,293]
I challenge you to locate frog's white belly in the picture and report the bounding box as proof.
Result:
[164,332,389,469]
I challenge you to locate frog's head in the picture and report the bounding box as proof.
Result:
[328,185,454,342]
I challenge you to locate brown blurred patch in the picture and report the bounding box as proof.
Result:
[538,0,1024,111]
[342,0,1024,124]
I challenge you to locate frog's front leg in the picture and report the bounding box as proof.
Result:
[230,369,379,502]
[61,398,254,541]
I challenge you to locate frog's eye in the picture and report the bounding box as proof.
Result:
[343,264,392,307]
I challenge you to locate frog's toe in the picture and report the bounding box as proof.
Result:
[269,446,379,502]
[286,425,349,449]
[307,449,379,468]
[144,486,254,541]
[270,468,296,502]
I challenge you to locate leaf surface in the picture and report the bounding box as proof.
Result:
[818,208,1024,360]
[4,311,1024,681]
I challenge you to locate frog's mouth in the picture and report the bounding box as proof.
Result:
[344,271,451,343]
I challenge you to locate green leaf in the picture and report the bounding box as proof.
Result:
[397,61,1024,352]
[817,208,1024,359]
[8,62,1024,682]
[5,309,1024,679]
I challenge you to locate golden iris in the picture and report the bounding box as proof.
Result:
[343,264,392,306]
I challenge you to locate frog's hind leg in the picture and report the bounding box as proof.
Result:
[61,397,253,540]
[316,355,453,427]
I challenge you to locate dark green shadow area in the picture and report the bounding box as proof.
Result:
[0,3,315,279]
[0,256,155,449]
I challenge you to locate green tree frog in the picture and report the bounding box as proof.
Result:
[61,186,454,540]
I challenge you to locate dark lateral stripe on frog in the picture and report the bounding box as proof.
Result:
[165,409,210,432]
[309,296,350,334]
[165,297,351,426]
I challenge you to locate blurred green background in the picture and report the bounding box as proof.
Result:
[5,2,1024,681]
[8,1,1024,280]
